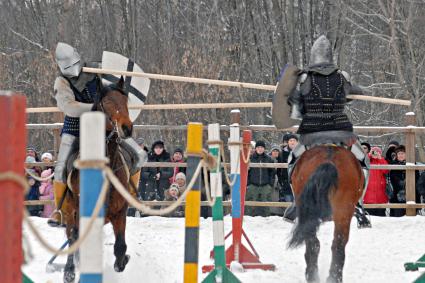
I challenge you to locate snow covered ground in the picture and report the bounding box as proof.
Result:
[23,215,424,283]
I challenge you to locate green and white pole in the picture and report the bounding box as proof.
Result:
[202,123,240,283]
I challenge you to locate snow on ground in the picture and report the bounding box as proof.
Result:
[23,215,424,283]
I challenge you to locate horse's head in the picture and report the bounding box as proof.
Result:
[93,76,133,139]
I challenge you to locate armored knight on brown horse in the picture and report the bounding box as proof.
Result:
[273,35,371,228]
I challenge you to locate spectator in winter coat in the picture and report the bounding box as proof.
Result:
[246,140,275,217]
[39,169,55,218]
[389,145,409,217]
[269,145,284,216]
[277,134,299,202]
[170,148,186,183]
[164,172,186,217]
[363,147,389,216]
[141,140,173,201]
[26,172,42,216]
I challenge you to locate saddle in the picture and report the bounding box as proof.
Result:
[63,138,138,192]
[300,130,357,149]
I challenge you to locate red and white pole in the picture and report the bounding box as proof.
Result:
[0,92,26,283]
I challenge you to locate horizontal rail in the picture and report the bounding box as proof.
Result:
[26,102,272,113]
[23,200,425,209]
[26,123,425,133]
[24,161,425,170]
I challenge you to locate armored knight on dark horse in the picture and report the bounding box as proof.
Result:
[273,35,371,228]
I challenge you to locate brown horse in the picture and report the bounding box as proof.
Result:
[288,145,364,283]
[62,76,133,283]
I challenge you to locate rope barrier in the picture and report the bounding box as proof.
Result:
[1,166,110,256]
[104,161,204,216]
[25,168,55,182]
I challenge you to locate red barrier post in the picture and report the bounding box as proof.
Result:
[0,92,26,283]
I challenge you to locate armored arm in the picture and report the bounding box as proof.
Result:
[54,77,93,117]
[340,71,364,103]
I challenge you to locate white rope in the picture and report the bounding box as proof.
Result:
[105,161,204,215]
[23,172,109,255]
[25,167,55,182]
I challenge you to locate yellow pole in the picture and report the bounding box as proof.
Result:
[184,122,203,283]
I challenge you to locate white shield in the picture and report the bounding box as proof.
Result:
[101,51,150,122]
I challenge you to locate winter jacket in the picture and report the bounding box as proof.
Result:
[141,150,173,200]
[39,181,54,218]
[389,160,420,203]
[248,152,275,186]
[169,158,186,183]
[363,156,389,204]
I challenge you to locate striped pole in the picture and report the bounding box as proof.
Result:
[184,122,203,283]
[229,111,242,261]
[79,112,105,283]
[202,124,240,283]
[0,92,26,283]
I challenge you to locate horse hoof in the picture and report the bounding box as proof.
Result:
[114,254,130,272]
[64,271,75,283]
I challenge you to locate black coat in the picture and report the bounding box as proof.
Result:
[141,150,173,200]
[248,152,275,186]
[389,160,420,203]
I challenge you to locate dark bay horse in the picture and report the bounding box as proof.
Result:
[288,145,364,283]
[62,77,133,283]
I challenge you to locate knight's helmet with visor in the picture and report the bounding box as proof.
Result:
[309,35,333,66]
[55,42,82,78]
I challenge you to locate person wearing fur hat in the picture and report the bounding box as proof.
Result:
[246,140,275,217]
[385,140,399,164]
[141,141,173,201]
[363,147,389,217]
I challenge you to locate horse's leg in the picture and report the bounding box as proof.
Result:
[305,235,320,282]
[327,215,351,283]
[111,207,130,272]
[64,213,78,283]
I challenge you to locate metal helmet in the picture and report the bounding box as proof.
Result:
[55,42,82,78]
[309,35,333,66]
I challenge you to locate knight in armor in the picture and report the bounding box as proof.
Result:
[282,35,371,227]
[48,42,146,226]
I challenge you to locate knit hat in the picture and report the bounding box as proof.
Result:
[286,134,299,141]
[175,172,186,181]
[174,148,184,154]
[283,133,298,142]
[271,145,280,152]
[151,140,164,150]
[26,146,37,152]
[394,145,406,153]
[255,140,266,148]
[41,152,53,161]
[169,183,179,194]
[370,146,382,155]
[41,168,52,178]
[388,140,400,147]
[136,137,145,145]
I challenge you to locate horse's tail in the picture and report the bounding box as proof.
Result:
[288,162,338,248]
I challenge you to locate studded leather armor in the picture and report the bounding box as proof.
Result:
[298,70,353,134]
[62,77,97,137]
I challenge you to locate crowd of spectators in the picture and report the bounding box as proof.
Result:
[24,134,425,219]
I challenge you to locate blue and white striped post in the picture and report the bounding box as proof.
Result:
[79,112,106,283]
